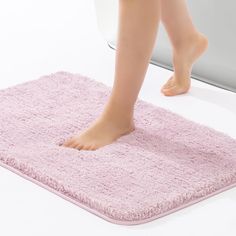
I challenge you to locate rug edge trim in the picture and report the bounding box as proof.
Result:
[0,160,236,226]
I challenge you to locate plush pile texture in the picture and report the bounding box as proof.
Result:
[0,71,236,225]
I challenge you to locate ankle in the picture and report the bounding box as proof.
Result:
[105,97,134,117]
[173,29,201,51]
[100,102,134,128]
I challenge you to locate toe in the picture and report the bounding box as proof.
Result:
[70,140,80,148]
[90,146,97,151]
[88,144,98,151]
[162,84,189,96]
[62,138,74,147]
[85,144,94,151]
[75,143,84,150]
[162,86,178,96]
[161,76,174,92]
[82,144,91,150]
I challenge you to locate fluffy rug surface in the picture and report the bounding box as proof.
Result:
[0,71,236,225]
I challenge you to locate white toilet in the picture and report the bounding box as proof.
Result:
[94,0,236,93]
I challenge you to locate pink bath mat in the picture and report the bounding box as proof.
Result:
[0,71,236,225]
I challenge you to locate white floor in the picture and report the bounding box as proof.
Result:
[0,1,236,235]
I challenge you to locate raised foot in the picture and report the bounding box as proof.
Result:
[161,31,208,96]
[161,75,191,96]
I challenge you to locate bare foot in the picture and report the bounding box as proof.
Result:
[62,113,135,151]
[161,31,208,96]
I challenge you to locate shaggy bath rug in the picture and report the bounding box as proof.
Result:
[0,71,236,225]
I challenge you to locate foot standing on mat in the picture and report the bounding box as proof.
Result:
[62,0,208,151]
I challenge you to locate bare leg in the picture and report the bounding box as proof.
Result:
[160,0,208,96]
[62,0,161,150]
